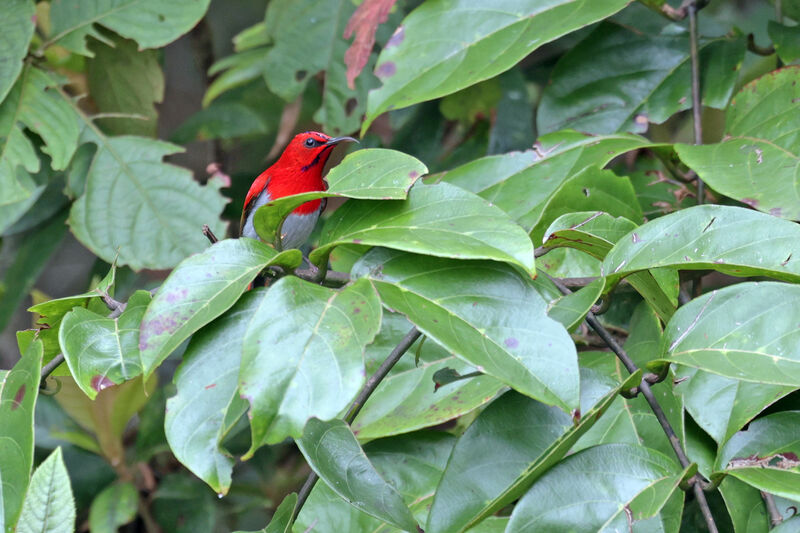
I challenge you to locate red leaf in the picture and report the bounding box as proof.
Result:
[343,0,397,89]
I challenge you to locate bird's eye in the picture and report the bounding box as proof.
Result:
[304,138,317,148]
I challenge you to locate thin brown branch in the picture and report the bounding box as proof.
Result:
[547,274,719,533]
[202,224,219,244]
[292,327,422,522]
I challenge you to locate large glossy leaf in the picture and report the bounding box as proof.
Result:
[312,181,536,275]
[47,0,211,56]
[426,369,638,533]
[507,443,684,532]
[538,22,744,134]
[603,205,800,283]
[253,148,426,245]
[165,290,265,495]
[442,130,656,231]
[296,432,455,532]
[352,314,505,440]
[16,448,75,533]
[716,411,800,501]
[718,476,770,533]
[138,239,299,377]
[240,277,381,454]
[0,339,41,530]
[660,282,800,386]
[769,22,800,63]
[88,481,139,533]
[60,290,152,399]
[0,0,34,103]
[363,0,630,132]
[86,35,164,137]
[68,125,229,269]
[675,365,794,445]
[676,68,800,219]
[355,248,578,411]
[0,66,79,204]
[296,418,418,531]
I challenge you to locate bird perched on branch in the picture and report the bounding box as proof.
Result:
[239,131,356,249]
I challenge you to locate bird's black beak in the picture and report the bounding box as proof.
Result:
[325,136,359,146]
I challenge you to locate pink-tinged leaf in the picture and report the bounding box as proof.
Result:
[343,0,397,89]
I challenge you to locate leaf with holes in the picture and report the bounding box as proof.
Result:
[239,277,381,454]
[47,0,211,56]
[442,130,657,231]
[297,418,418,531]
[60,290,152,399]
[139,239,300,377]
[0,66,79,205]
[355,248,578,411]
[716,411,800,501]
[538,22,744,134]
[312,181,536,275]
[603,205,800,284]
[676,67,800,219]
[363,0,631,132]
[659,282,800,387]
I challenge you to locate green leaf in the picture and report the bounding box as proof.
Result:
[16,447,75,533]
[769,21,800,63]
[165,290,265,495]
[352,314,504,440]
[0,339,42,530]
[47,0,211,56]
[312,182,536,275]
[296,418,418,531]
[442,130,656,231]
[546,277,605,332]
[0,211,68,333]
[261,492,296,533]
[543,211,639,259]
[86,34,164,136]
[603,205,800,284]
[355,248,578,412]
[139,239,298,377]
[660,282,800,387]
[675,365,794,445]
[67,127,229,269]
[531,167,643,243]
[718,476,770,533]
[88,481,138,533]
[0,0,35,103]
[716,411,800,501]
[240,277,381,453]
[59,290,151,399]
[363,0,630,132]
[426,369,639,533]
[253,148,426,245]
[151,474,216,533]
[675,67,800,219]
[296,432,455,531]
[538,23,745,134]
[507,443,683,531]
[0,66,79,204]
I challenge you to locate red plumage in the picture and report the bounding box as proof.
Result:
[239,131,355,249]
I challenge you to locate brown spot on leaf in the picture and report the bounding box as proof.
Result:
[345,97,358,116]
[295,70,307,82]
[91,375,114,392]
[11,384,25,410]
[770,207,783,217]
[504,337,519,349]
[741,198,759,207]
[353,307,361,314]
[205,383,217,390]
[409,170,419,179]
[376,61,396,79]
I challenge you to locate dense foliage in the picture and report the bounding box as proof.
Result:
[1,0,800,531]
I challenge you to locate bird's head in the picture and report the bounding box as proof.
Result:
[277,131,358,175]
